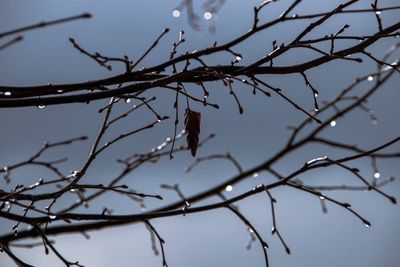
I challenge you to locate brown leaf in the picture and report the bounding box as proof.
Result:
[184,108,201,157]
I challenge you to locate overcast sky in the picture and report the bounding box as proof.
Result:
[0,1,399,266]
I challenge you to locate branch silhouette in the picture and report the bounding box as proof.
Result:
[0,1,399,266]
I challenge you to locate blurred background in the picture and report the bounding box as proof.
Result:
[0,0,399,266]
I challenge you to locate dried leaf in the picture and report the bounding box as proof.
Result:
[184,109,201,157]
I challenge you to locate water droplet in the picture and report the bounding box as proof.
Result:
[4,91,11,96]
[57,89,64,93]
[330,120,336,127]
[374,172,380,179]
[225,185,233,192]
[236,55,242,61]
[367,76,374,81]
[32,182,41,187]
[49,215,56,220]
[203,11,213,20]
[344,203,351,209]
[252,172,259,178]
[375,11,382,15]
[166,137,172,142]
[314,108,319,112]
[157,146,162,150]
[37,105,45,109]
[172,10,181,18]
[125,98,131,103]
[314,92,318,98]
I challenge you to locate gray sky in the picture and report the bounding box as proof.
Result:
[0,0,399,266]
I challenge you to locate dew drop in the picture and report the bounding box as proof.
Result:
[319,195,325,200]
[367,76,374,81]
[157,146,162,150]
[252,172,259,178]
[185,201,191,207]
[374,172,380,179]
[330,120,336,127]
[375,11,382,15]
[57,89,64,93]
[166,137,172,142]
[49,215,57,220]
[236,55,242,61]
[125,98,131,103]
[37,105,45,109]
[4,91,11,96]
[344,203,351,209]
[172,10,181,18]
[203,11,213,20]
[225,185,233,192]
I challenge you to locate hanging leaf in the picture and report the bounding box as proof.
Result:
[184,108,201,157]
